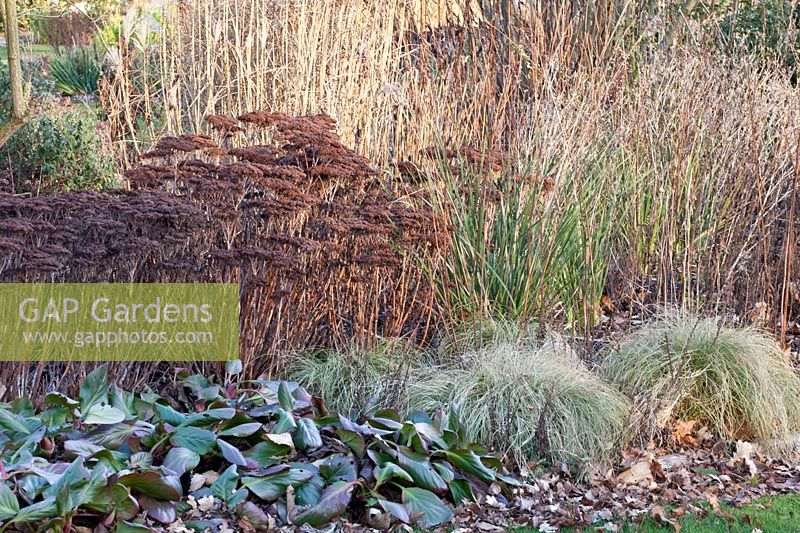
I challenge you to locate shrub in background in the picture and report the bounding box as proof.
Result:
[719,1,799,71]
[0,106,116,194]
[0,59,55,117]
[30,9,95,48]
[407,335,631,468]
[602,315,800,450]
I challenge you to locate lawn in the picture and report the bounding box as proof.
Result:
[0,43,55,64]
[516,494,800,532]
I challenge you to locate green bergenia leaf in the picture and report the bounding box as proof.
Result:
[79,365,110,413]
[154,402,187,426]
[278,382,294,411]
[440,449,496,482]
[162,447,200,475]
[274,409,297,433]
[375,462,413,488]
[397,447,447,492]
[217,438,247,466]
[449,479,476,504]
[170,426,216,455]
[9,496,58,525]
[294,481,355,526]
[218,422,261,437]
[118,471,182,501]
[295,418,322,450]
[0,407,31,435]
[211,465,239,502]
[402,487,453,527]
[83,404,126,425]
[0,483,20,521]
[336,428,366,459]
[319,454,357,483]
[242,467,314,501]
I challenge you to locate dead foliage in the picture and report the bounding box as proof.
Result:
[0,113,445,396]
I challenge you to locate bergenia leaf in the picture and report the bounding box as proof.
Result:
[154,402,187,426]
[118,471,181,501]
[295,418,322,450]
[82,404,126,425]
[278,381,294,411]
[170,426,216,455]
[225,359,243,375]
[378,499,411,523]
[218,422,261,437]
[211,465,239,503]
[0,483,20,521]
[117,520,155,532]
[79,365,110,412]
[294,481,355,526]
[242,467,313,501]
[449,479,476,504]
[44,392,79,409]
[274,409,297,433]
[139,495,177,524]
[441,449,496,482]
[217,438,247,466]
[402,487,453,527]
[397,447,447,492]
[319,454,357,483]
[375,462,413,488]
[336,428,366,459]
[0,407,31,435]
[162,447,200,475]
[8,496,57,525]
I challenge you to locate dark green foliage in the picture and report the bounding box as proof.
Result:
[720,1,800,70]
[1,60,113,194]
[49,47,103,96]
[0,108,115,194]
[0,364,517,530]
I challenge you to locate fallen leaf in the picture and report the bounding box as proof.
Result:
[674,420,698,445]
[203,470,220,486]
[197,495,216,512]
[732,441,759,476]
[733,441,756,462]
[166,519,193,533]
[189,474,206,492]
[708,494,721,514]
[619,459,654,485]
[649,504,671,525]
[656,454,689,471]
[366,507,392,530]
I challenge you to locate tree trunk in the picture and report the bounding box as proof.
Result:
[1,0,28,146]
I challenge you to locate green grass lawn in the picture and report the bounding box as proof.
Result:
[514,494,800,532]
[0,43,55,64]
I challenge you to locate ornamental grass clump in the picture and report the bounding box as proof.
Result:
[602,315,800,450]
[288,339,422,419]
[408,336,631,467]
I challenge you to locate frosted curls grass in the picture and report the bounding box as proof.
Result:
[288,338,420,419]
[407,336,631,467]
[602,315,800,451]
